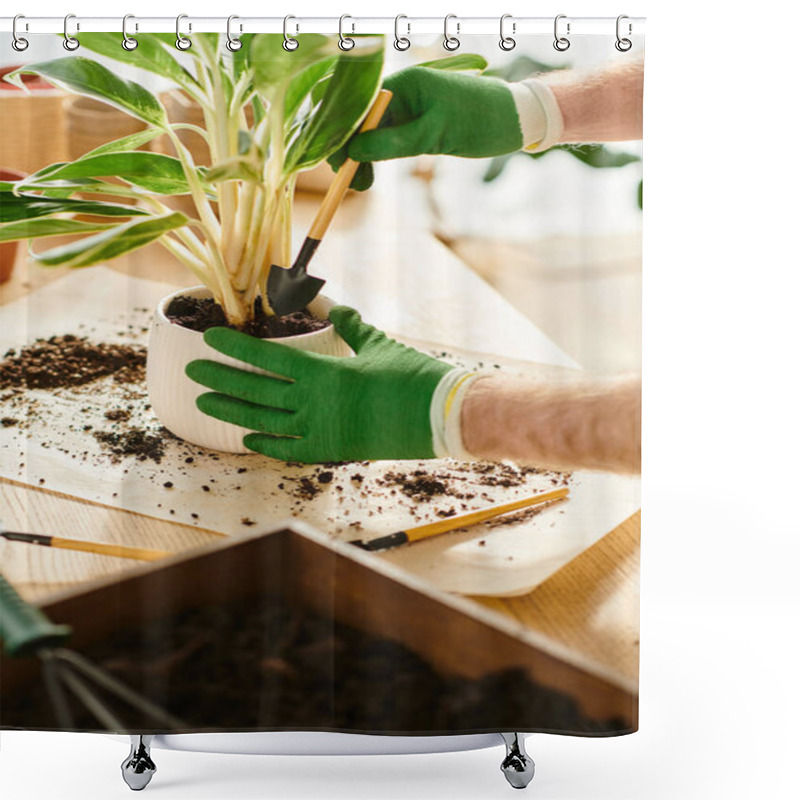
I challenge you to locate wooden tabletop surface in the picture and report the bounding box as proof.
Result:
[0,186,640,692]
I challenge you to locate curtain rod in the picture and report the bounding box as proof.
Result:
[0,16,646,37]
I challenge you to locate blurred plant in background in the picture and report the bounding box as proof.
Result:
[483,56,642,208]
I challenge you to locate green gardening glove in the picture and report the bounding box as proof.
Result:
[185,306,457,463]
[329,67,524,191]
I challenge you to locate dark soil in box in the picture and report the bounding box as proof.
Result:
[1,597,625,735]
[166,295,330,338]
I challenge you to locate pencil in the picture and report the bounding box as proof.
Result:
[351,485,570,552]
[0,529,172,562]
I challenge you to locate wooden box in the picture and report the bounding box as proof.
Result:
[0,522,636,734]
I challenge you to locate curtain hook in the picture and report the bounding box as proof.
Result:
[553,14,570,51]
[338,14,355,51]
[12,14,29,51]
[283,15,299,51]
[122,14,138,51]
[176,14,192,50]
[393,14,410,51]
[443,14,460,51]
[63,14,80,51]
[499,14,516,51]
[615,14,632,52]
[226,15,242,52]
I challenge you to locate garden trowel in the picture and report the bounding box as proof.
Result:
[267,89,392,317]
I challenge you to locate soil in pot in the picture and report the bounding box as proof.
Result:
[166,295,331,338]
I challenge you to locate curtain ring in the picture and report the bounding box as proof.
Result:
[122,14,138,51]
[283,15,299,51]
[63,14,80,51]
[175,14,192,50]
[443,14,460,51]
[499,14,516,51]
[226,15,242,52]
[394,14,410,51]
[615,15,632,52]
[338,14,355,51]
[12,14,29,51]
[553,14,570,51]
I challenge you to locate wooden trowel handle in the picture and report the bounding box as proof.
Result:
[306,89,393,242]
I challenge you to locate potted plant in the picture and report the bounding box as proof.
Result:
[0,35,485,452]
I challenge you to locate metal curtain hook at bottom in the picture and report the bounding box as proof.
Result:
[283,15,299,51]
[176,13,192,50]
[554,14,571,51]
[12,14,29,51]
[615,14,633,51]
[394,14,410,50]
[63,14,80,51]
[499,13,516,51]
[339,14,355,50]
[443,13,460,51]
[226,15,242,52]
[122,14,138,51]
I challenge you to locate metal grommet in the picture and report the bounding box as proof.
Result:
[615,14,632,52]
[553,14,570,52]
[338,14,355,51]
[499,13,516,51]
[175,14,192,50]
[122,14,138,51]
[63,14,80,51]
[393,14,410,51]
[443,14,460,51]
[226,15,242,52]
[283,15,299,51]
[12,14,29,51]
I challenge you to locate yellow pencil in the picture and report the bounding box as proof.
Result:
[351,486,570,552]
[1,529,172,562]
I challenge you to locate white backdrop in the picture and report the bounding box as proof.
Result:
[1,2,798,799]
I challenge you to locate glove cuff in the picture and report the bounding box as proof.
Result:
[430,369,480,460]
[507,79,564,153]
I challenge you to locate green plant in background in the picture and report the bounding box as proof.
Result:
[1,34,393,325]
[482,55,643,208]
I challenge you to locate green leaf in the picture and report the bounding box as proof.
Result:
[285,42,385,173]
[227,34,256,83]
[554,144,641,169]
[0,217,118,243]
[250,34,334,98]
[484,55,561,81]
[9,58,167,128]
[482,154,514,183]
[32,212,188,268]
[284,56,338,123]
[0,191,149,223]
[417,54,488,73]
[204,158,262,184]
[83,129,164,158]
[22,152,192,195]
[78,33,201,94]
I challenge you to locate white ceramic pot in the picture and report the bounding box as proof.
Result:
[147,286,350,453]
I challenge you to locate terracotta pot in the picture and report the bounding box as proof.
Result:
[147,287,350,453]
[0,168,26,284]
[0,66,67,175]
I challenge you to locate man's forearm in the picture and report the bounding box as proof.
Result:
[460,374,641,473]
[540,57,644,143]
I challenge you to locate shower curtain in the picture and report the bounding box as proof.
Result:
[0,25,643,741]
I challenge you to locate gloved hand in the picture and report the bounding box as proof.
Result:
[329,67,525,191]
[186,306,466,463]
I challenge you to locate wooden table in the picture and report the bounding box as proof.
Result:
[0,178,640,702]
